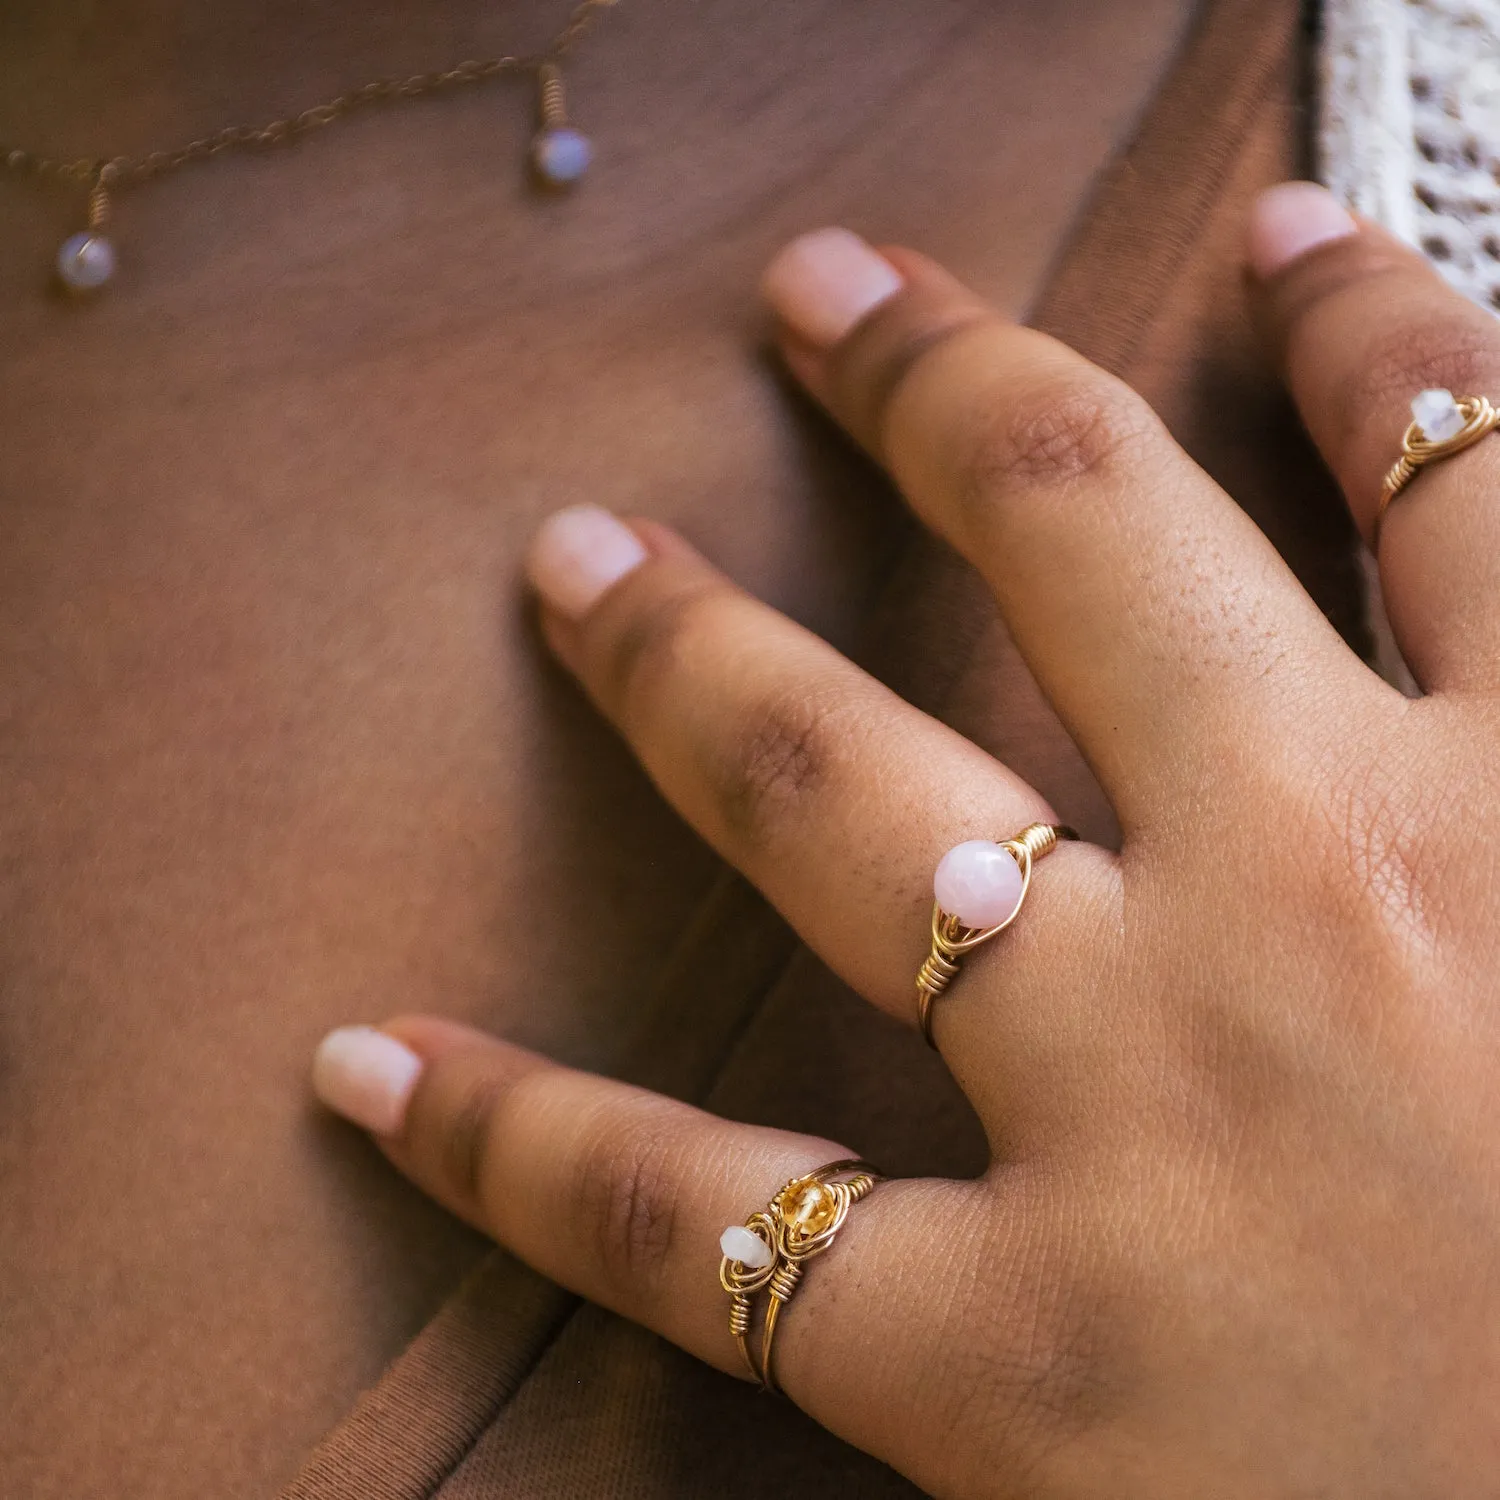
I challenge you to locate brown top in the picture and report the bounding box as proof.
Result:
[0,0,1363,1495]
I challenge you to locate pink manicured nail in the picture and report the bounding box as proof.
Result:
[1248,182,1359,278]
[761,228,905,348]
[526,505,649,621]
[312,1026,424,1137]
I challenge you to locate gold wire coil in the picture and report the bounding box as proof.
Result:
[1376,394,1500,547]
[86,177,111,231]
[718,1159,880,1393]
[718,1209,778,1380]
[915,821,1076,1048]
[537,63,569,127]
[727,1293,753,1337]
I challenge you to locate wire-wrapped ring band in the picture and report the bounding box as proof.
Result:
[718,1159,880,1393]
[1376,392,1500,547]
[916,821,1076,1047]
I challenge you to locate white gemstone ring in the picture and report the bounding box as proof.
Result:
[1376,389,1500,546]
[717,1159,881,1392]
[915,821,1077,1048]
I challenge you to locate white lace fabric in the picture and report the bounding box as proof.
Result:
[1322,0,1500,311]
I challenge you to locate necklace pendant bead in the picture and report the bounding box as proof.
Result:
[56,232,116,293]
[531,126,593,187]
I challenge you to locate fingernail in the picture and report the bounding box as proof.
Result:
[1248,182,1359,278]
[312,1026,424,1137]
[526,505,649,621]
[761,228,905,348]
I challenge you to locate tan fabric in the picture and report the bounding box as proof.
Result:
[283,1,1366,1495]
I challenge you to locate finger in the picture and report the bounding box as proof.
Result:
[524,503,1116,1027]
[1248,180,1500,693]
[310,1017,1000,1477]
[761,230,1379,832]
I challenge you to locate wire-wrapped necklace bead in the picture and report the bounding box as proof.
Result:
[56,233,116,292]
[530,62,593,186]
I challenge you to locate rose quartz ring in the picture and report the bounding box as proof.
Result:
[934,840,1027,929]
[915,821,1076,1047]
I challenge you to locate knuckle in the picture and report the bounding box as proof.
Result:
[978,1255,1109,1436]
[1320,749,1451,963]
[961,372,1158,516]
[710,683,854,852]
[568,1103,684,1305]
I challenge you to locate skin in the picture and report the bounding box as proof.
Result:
[343,206,1500,1498]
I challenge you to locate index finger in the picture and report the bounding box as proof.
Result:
[310,1017,998,1490]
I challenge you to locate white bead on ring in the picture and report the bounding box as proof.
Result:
[1377,388,1500,545]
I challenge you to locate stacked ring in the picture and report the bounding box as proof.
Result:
[718,1159,881,1393]
[916,821,1076,1047]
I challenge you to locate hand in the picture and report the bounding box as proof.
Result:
[311,182,1500,1498]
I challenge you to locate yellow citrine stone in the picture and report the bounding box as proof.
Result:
[776,1179,838,1242]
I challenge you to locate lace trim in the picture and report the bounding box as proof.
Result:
[1321,0,1500,312]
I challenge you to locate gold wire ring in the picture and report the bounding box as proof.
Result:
[1376,393,1500,548]
[718,1158,881,1393]
[915,821,1076,1048]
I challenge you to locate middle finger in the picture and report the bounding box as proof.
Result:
[763,232,1384,835]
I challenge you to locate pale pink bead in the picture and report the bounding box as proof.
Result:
[933,840,1024,929]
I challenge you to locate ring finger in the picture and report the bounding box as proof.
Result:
[525,506,1115,1043]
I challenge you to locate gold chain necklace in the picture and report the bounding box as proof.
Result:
[1,0,619,295]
